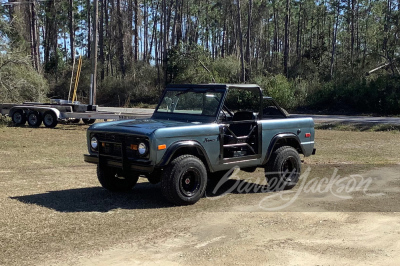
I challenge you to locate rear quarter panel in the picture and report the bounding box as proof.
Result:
[260,117,315,161]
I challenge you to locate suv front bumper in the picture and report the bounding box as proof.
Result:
[84,154,154,173]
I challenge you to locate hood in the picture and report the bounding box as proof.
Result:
[88,119,199,136]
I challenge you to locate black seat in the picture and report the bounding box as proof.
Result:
[229,111,255,137]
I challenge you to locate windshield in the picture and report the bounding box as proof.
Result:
[156,89,224,117]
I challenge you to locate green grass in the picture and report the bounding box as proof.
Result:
[316,122,400,132]
[0,116,11,127]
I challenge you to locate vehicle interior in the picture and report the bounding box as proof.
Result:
[220,88,260,159]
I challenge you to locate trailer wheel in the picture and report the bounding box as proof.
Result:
[83,118,96,125]
[70,118,81,124]
[12,110,26,126]
[27,111,42,127]
[43,111,58,128]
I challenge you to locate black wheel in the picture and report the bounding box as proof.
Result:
[43,111,58,128]
[70,118,81,124]
[265,146,301,190]
[27,111,42,127]
[83,118,96,125]
[161,155,207,205]
[11,110,26,126]
[97,165,139,192]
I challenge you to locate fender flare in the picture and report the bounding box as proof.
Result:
[157,140,213,171]
[262,133,304,165]
[41,108,61,120]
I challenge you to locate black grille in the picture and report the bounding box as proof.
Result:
[94,133,149,159]
[97,133,124,143]
[101,143,122,157]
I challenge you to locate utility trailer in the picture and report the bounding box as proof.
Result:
[0,99,152,128]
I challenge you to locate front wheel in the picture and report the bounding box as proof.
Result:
[97,165,139,192]
[161,155,207,205]
[265,146,301,190]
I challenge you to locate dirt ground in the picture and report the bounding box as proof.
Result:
[0,124,399,266]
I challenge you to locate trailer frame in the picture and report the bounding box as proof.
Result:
[0,101,151,128]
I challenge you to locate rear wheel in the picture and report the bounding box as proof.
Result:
[97,165,139,192]
[43,111,58,128]
[161,155,207,205]
[27,111,42,127]
[265,146,301,190]
[12,110,26,126]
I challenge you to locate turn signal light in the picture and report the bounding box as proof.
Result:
[130,144,138,150]
[158,144,167,150]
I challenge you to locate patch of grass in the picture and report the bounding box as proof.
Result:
[309,129,400,165]
[368,124,400,132]
[0,115,11,127]
[1,126,400,265]
[316,122,400,132]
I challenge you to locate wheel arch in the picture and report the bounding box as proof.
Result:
[263,133,304,165]
[9,107,25,117]
[158,141,213,172]
[37,108,61,119]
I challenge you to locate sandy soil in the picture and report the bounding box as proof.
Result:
[1,126,399,266]
[49,166,400,266]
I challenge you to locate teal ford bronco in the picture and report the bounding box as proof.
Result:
[84,84,315,205]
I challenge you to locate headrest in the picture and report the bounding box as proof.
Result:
[232,111,255,121]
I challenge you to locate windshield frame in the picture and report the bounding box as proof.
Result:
[152,87,226,123]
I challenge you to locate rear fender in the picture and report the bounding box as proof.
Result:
[263,133,304,165]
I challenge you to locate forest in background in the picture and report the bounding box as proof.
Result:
[0,0,399,114]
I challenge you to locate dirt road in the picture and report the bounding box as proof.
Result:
[1,125,399,266]
[59,167,400,266]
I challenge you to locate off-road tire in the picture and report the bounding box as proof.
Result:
[27,111,42,127]
[265,146,301,190]
[43,111,58,128]
[12,110,26,126]
[97,165,139,192]
[161,155,207,205]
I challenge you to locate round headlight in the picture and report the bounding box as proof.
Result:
[91,136,98,150]
[138,142,147,155]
